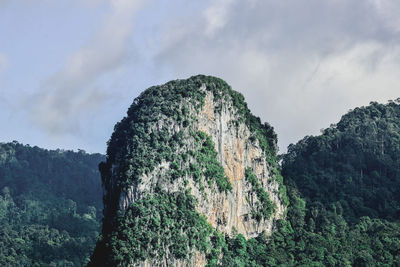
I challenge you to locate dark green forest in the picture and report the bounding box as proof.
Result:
[0,142,104,266]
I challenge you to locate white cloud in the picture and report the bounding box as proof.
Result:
[204,0,235,36]
[30,0,143,134]
[371,0,400,33]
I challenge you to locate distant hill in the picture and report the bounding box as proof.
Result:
[275,100,400,266]
[283,100,400,223]
[0,141,105,266]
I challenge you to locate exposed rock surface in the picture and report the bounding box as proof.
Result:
[193,89,285,237]
[89,75,287,267]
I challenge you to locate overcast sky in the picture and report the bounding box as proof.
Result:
[1,0,400,154]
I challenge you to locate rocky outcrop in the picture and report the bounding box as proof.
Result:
[89,75,287,267]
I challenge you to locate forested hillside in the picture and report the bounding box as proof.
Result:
[261,100,400,266]
[284,100,400,223]
[0,141,104,266]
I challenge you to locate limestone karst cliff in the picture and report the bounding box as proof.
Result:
[89,75,288,266]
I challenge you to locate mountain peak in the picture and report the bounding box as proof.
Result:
[90,76,287,266]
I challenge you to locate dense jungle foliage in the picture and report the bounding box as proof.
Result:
[0,142,104,266]
[283,100,400,223]
[103,188,214,265]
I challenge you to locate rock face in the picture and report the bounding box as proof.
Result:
[192,88,285,237]
[89,75,287,267]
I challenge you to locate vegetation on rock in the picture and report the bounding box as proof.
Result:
[89,75,283,266]
[106,188,214,265]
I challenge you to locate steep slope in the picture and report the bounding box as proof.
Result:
[89,75,287,266]
[0,141,104,266]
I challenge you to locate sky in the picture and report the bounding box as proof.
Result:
[1,0,400,154]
